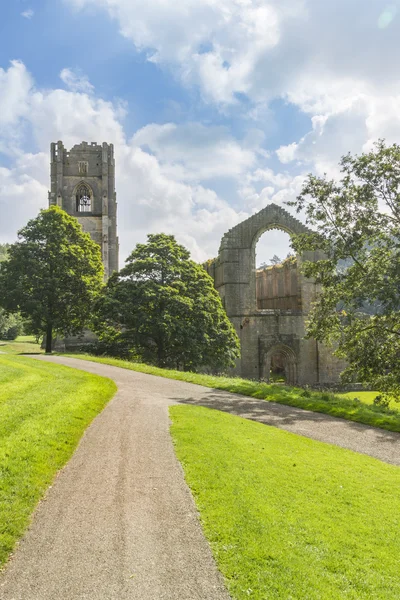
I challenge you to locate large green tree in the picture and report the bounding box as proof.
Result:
[288,140,400,401]
[94,233,240,371]
[0,206,104,353]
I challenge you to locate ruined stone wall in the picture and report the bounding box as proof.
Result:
[206,203,345,386]
[256,261,300,310]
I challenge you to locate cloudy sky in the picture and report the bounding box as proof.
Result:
[1,0,399,266]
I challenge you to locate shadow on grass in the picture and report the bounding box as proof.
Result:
[171,390,400,452]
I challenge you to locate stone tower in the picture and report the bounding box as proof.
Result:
[48,140,119,277]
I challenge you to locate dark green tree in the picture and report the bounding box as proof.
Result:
[94,233,240,370]
[288,140,400,401]
[0,206,104,353]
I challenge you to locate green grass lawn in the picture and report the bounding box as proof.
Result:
[64,354,400,433]
[0,353,116,568]
[340,390,399,411]
[0,335,43,355]
[170,405,400,600]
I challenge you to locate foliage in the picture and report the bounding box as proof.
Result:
[288,140,400,401]
[0,206,104,353]
[269,253,282,265]
[0,353,116,567]
[93,233,240,370]
[259,253,295,270]
[0,243,10,263]
[340,389,399,411]
[170,406,400,599]
[66,354,400,432]
[0,308,24,340]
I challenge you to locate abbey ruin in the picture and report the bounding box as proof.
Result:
[205,204,345,386]
[48,141,342,385]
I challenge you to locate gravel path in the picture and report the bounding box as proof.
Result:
[1,356,399,600]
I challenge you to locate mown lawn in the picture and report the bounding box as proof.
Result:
[340,390,399,411]
[0,335,43,355]
[0,354,116,568]
[170,405,400,600]
[65,354,400,433]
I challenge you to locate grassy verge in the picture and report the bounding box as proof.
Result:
[0,354,116,568]
[170,405,400,600]
[64,354,400,433]
[340,390,399,411]
[0,335,43,355]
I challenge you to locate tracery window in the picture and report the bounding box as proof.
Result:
[76,184,92,212]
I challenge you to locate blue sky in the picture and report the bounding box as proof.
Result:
[1,0,399,265]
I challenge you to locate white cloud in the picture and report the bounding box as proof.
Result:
[0,61,32,129]
[68,0,304,105]
[60,68,94,94]
[0,155,48,243]
[132,122,256,181]
[276,143,298,165]
[21,9,34,19]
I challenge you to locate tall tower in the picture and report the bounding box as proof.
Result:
[48,140,119,278]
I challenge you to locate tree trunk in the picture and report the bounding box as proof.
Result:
[45,322,53,354]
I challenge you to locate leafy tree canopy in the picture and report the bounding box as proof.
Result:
[0,244,10,263]
[0,206,104,352]
[93,233,240,371]
[288,140,400,401]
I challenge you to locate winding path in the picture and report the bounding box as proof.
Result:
[1,356,399,600]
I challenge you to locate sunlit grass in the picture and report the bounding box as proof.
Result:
[0,335,43,355]
[340,390,399,411]
[0,354,116,568]
[170,405,400,600]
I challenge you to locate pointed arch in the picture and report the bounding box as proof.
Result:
[74,181,93,213]
[264,343,298,385]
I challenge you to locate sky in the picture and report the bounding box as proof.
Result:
[1,0,399,267]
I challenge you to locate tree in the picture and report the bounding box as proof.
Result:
[0,206,104,353]
[0,244,10,263]
[93,233,240,371]
[0,308,23,340]
[270,254,282,265]
[288,140,400,401]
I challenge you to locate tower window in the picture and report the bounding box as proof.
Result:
[78,161,88,175]
[76,184,92,212]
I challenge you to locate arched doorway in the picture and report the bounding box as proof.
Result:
[264,344,297,386]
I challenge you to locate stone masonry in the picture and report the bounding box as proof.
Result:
[205,203,345,386]
[48,140,119,278]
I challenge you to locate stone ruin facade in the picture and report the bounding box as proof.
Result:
[48,140,119,278]
[205,204,345,386]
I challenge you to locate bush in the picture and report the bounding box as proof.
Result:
[3,325,20,340]
[0,309,23,340]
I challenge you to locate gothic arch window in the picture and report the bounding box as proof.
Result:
[76,183,92,213]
